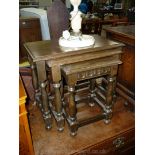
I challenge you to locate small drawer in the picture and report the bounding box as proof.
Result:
[93,129,134,153]
[76,129,135,155]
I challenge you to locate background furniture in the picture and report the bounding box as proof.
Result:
[103,25,135,109]
[81,16,129,36]
[96,9,125,19]
[82,17,102,35]
[19,17,42,62]
[20,8,51,41]
[19,0,39,8]
[93,0,125,19]
[102,17,128,25]
[19,77,34,155]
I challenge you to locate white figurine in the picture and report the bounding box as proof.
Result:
[58,0,95,48]
[62,30,70,40]
[70,0,82,33]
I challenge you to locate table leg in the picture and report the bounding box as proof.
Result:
[60,80,65,107]
[89,78,96,107]
[28,56,41,107]
[53,83,65,131]
[104,76,114,124]
[104,66,118,124]
[30,63,42,109]
[112,76,117,103]
[36,61,52,130]
[50,66,65,132]
[68,85,78,136]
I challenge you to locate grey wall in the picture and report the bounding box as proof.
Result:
[39,0,52,8]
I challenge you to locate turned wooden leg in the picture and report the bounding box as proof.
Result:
[68,85,78,136]
[28,56,39,106]
[89,78,96,107]
[68,86,76,120]
[112,76,117,103]
[31,63,38,92]
[40,81,52,130]
[30,62,42,108]
[36,61,52,130]
[60,80,65,107]
[104,76,115,124]
[53,83,65,132]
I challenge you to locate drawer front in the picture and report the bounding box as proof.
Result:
[74,129,135,155]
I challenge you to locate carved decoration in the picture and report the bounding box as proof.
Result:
[77,67,111,80]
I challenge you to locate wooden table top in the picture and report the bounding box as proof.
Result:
[103,25,135,40]
[24,35,124,62]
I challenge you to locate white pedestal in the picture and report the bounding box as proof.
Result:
[59,35,95,48]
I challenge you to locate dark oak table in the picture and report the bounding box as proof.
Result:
[24,35,124,130]
[103,25,135,107]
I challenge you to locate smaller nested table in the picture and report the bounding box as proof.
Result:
[61,57,122,136]
[24,35,124,131]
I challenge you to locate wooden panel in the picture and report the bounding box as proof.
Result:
[117,45,135,92]
[19,77,34,155]
[19,17,42,61]
[19,115,31,155]
[103,26,135,106]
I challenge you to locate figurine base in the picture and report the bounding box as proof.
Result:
[59,35,95,48]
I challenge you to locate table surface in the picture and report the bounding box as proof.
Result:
[24,35,124,62]
[103,25,135,40]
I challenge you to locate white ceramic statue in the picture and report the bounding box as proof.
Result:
[59,0,95,48]
[70,0,82,33]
